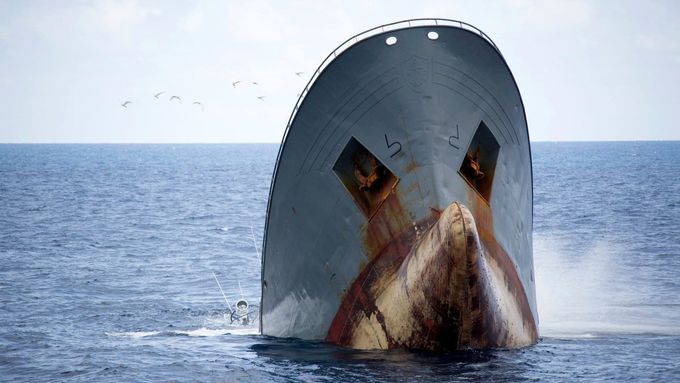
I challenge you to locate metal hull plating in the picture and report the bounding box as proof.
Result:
[261,20,537,350]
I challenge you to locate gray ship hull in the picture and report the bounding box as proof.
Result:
[261,19,537,350]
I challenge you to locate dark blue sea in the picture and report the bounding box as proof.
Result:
[1,142,679,382]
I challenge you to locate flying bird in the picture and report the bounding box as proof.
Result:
[257,96,266,101]
[192,101,204,111]
[169,95,181,103]
[154,91,165,99]
[121,101,132,108]
[295,72,304,77]
[232,81,242,88]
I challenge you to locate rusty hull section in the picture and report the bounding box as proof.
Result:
[326,194,538,350]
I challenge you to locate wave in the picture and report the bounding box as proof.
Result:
[106,326,259,338]
[541,322,680,338]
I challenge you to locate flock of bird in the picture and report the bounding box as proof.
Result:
[120,91,204,110]
[120,71,306,110]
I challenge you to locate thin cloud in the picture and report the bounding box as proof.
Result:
[1,1,678,143]
[634,33,679,52]
[181,11,202,33]
[504,0,594,26]
[634,33,680,63]
[95,0,157,35]
[10,1,158,50]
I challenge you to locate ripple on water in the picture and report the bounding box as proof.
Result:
[1,143,679,382]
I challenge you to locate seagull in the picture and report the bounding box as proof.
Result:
[257,96,266,101]
[232,81,241,88]
[192,101,204,111]
[169,95,181,103]
[295,72,304,77]
[154,91,165,99]
[121,101,132,108]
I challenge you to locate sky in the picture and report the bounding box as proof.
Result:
[0,0,678,143]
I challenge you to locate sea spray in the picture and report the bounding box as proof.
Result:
[534,234,680,337]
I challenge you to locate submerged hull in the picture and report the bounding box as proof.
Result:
[261,19,538,350]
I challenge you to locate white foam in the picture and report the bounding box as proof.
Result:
[106,331,160,338]
[176,327,259,337]
[223,327,260,336]
[541,321,680,338]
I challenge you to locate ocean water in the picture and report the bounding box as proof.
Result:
[1,142,679,382]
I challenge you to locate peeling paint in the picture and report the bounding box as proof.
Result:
[327,199,537,350]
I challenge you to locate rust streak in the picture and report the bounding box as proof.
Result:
[327,184,537,350]
[404,159,418,173]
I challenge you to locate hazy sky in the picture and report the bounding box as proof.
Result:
[1,0,678,143]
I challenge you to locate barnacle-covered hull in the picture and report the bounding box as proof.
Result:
[260,20,538,350]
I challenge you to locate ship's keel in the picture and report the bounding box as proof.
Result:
[326,202,538,350]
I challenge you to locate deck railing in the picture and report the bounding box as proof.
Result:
[282,19,501,146]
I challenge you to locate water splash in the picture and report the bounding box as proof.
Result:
[106,309,260,339]
[106,331,161,339]
[534,235,680,338]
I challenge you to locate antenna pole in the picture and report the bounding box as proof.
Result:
[250,225,262,258]
[212,272,233,312]
[250,225,261,259]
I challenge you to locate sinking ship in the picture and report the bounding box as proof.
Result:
[259,19,538,350]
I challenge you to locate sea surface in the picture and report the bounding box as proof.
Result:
[1,142,679,382]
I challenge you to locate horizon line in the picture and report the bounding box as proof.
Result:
[1,139,680,145]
